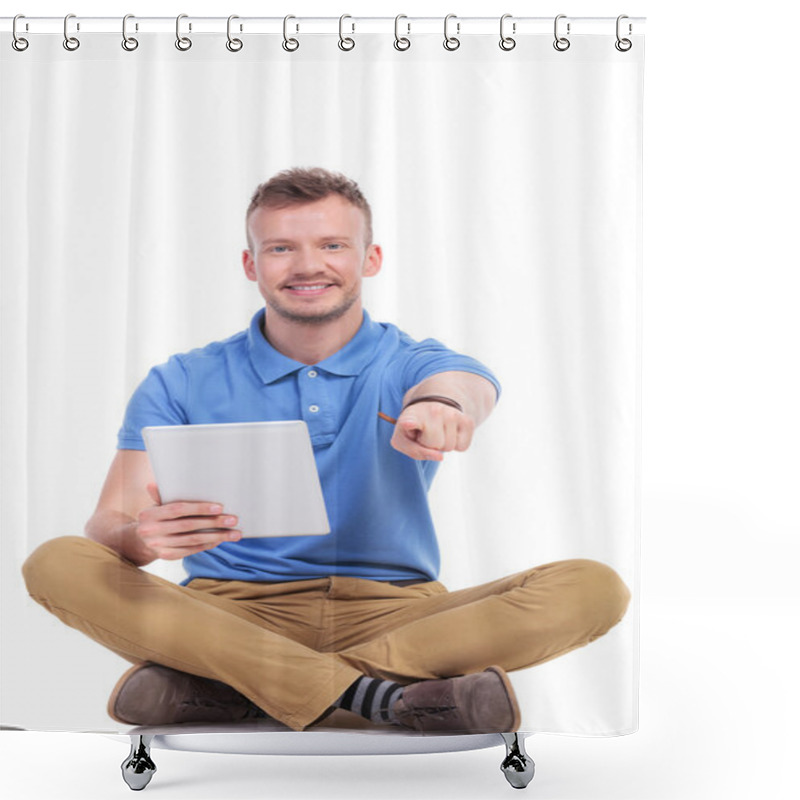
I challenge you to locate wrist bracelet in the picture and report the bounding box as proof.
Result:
[401,395,464,414]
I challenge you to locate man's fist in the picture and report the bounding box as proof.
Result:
[390,401,475,461]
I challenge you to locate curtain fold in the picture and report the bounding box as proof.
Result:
[1,28,643,735]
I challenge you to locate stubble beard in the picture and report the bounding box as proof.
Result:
[266,287,360,325]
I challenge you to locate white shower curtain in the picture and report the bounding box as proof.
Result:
[1,20,643,735]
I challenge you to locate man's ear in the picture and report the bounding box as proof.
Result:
[242,249,257,282]
[363,244,383,278]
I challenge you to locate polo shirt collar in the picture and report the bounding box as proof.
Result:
[247,309,385,384]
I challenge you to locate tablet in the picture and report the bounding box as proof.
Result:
[142,421,330,538]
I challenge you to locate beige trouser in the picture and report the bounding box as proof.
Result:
[22,536,630,731]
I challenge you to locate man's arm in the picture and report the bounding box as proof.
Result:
[390,370,498,461]
[85,449,241,566]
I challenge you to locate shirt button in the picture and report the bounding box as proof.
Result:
[309,405,320,413]
[307,370,318,378]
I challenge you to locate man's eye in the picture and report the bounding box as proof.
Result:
[324,243,343,250]
[270,246,289,253]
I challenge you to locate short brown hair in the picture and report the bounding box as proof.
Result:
[246,167,373,248]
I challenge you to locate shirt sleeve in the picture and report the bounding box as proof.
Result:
[117,356,190,450]
[396,337,501,400]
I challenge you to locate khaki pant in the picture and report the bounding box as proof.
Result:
[22,536,630,731]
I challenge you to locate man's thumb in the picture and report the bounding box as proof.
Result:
[399,415,421,440]
[146,482,162,505]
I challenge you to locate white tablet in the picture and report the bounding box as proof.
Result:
[142,421,330,538]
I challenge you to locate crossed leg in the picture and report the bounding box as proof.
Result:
[22,537,359,730]
[23,536,630,730]
[326,560,631,681]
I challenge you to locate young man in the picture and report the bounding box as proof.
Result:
[23,168,630,734]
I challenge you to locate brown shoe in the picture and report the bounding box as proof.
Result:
[108,662,266,726]
[392,666,521,734]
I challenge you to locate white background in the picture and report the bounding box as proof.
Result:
[1,1,798,799]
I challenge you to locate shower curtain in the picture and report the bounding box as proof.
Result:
[0,17,643,737]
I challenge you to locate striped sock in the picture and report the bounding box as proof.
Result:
[334,676,404,724]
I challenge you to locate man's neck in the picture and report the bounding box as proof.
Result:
[261,307,364,365]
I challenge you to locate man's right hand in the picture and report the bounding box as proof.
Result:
[135,483,242,561]
[85,449,244,566]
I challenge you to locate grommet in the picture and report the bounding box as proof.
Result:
[615,15,633,52]
[227,15,243,51]
[553,14,570,52]
[122,14,139,51]
[443,13,460,51]
[12,15,29,51]
[394,14,411,51]
[176,13,192,51]
[63,13,80,51]
[283,15,299,52]
[338,14,355,51]
[499,14,516,51]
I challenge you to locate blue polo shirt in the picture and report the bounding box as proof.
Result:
[118,310,500,584]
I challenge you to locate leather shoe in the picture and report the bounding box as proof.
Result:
[392,666,521,733]
[108,662,266,726]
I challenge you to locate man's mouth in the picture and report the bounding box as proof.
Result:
[286,283,333,292]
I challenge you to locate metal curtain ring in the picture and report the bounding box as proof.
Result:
[338,14,355,51]
[122,14,139,51]
[175,14,192,51]
[63,13,80,51]
[283,15,299,51]
[615,15,632,51]
[553,14,570,51]
[499,13,516,51]
[226,15,243,52]
[443,14,460,51]
[12,15,29,51]
[394,14,411,51]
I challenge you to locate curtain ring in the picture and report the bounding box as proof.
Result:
[12,15,29,52]
[175,14,192,51]
[499,14,516,51]
[282,15,299,51]
[393,14,411,51]
[63,13,80,51]
[122,14,139,51]
[443,14,460,51]
[615,15,632,52]
[553,14,570,51]
[338,14,355,51]
[226,15,243,52]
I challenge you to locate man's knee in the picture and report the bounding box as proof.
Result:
[22,536,109,603]
[567,559,631,635]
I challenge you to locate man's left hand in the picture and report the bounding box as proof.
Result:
[390,402,475,461]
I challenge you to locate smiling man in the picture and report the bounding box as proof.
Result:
[244,189,379,331]
[23,168,630,734]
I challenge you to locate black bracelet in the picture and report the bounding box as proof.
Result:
[401,395,464,414]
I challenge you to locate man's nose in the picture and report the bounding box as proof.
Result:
[293,246,324,273]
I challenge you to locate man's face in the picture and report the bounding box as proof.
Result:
[243,195,382,326]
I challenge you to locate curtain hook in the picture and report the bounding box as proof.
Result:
[12,15,29,52]
[338,14,355,51]
[553,14,570,52]
[499,13,516,51]
[175,14,192,51]
[394,14,411,51]
[122,14,139,51]
[615,15,632,52]
[282,15,299,51]
[63,13,80,51]
[226,15,243,52]
[443,13,460,51]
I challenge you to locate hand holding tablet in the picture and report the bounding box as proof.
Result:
[142,421,331,539]
[135,482,243,561]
